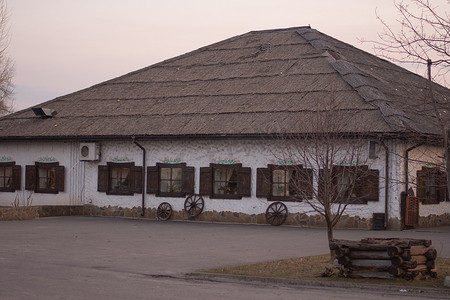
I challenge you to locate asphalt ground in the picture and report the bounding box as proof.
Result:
[1,216,449,299]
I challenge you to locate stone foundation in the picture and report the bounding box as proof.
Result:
[1,205,445,230]
[0,206,39,221]
[419,213,450,227]
[82,205,374,229]
[0,205,86,221]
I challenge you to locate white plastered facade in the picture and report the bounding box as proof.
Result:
[401,142,450,217]
[1,138,448,226]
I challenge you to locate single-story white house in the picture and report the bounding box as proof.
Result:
[1,26,449,229]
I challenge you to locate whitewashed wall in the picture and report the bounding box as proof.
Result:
[404,143,450,217]
[388,141,403,223]
[0,141,84,206]
[82,138,391,220]
[5,138,445,224]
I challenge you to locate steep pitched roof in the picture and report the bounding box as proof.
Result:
[1,26,449,140]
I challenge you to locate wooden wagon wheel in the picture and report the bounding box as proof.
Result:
[184,194,204,218]
[156,202,173,221]
[265,202,288,226]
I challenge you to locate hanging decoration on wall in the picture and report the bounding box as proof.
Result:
[110,156,132,162]
[270,160,300,165]
[0,155,13,162]
[160,157,182,164]
[335,161,365,166]
[424,163,439,168]
[37,156,57,162]
[213,157,240,164]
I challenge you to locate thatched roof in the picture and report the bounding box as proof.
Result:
[1,26,449,141]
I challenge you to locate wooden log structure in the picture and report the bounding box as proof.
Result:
[331,238,437,280]
[410,245,435,256]
[348,259,391,268]
[410,255,427,265]
[426,260,435,269]
[425,248,437,260]
[389,265,405,276]
[360,238,432,247]
[348,250,390,260]
[334,247,350,257]
[400,249,411,261]
[398,259,417,269]
[387,246,402,257]
[407,264,428,273]
[330,241,391,251]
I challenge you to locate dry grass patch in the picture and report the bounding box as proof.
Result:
[205,255,450,289]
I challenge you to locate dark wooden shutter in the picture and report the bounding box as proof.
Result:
[147,166,158,194]
[11,165,21,191]
[25,165,36,190]
[199,166,212,196]
[365,169,379,201]
[130,166,142,194]
[353,167,365,200]
[332,166,351,203]
[437,171,448,202]
[416,169,427,201]
[182,166,195,195]
[428,171,439,204]
[238,167,251,197]
[256,168,270,198]
[97,165,109,192]
[419,167,440,204]
[298,168,313,199]
[55,166,65,192]
[332,165,345,188]
[318,168,328,202]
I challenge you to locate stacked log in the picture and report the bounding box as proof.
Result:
[330,238,437,280]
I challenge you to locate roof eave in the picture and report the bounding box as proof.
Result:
[0,131,442,143]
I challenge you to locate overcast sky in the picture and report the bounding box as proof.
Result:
[8,0,448,111]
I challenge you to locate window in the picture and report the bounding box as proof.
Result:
[0,162,21,192]
[257,164,312,201]
[272,168,296,197]
[98,162,142,195]
[213,165,238,196]
[318,165,379,204]
[110,164,130,193]
[336,169,357,198]
[200,163,251,199]
[38,165,56,190]
[147,163,194,197]
[160,166,182,193]
[26,162,64,194]
[417,166,448,204]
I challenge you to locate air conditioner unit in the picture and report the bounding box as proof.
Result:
[79,143,100,161]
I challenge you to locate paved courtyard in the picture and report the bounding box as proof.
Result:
[1,216,449,299]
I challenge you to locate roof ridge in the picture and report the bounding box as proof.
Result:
[295,27,417,132]
[105,26,312,85]
[12,27,294,113]
[9,26,316,117]
[331,60,419,132]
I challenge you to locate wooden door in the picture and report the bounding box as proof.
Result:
[405,196,419,227]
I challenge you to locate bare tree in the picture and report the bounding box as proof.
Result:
[368,0,450,198]
[0,0,13,115]
[371,0,449,85]
[272,98,379,258]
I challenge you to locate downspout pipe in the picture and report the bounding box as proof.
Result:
[380,140,390,229]
[133,137,146,216]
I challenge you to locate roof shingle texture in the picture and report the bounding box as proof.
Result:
[1,26,448,140]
